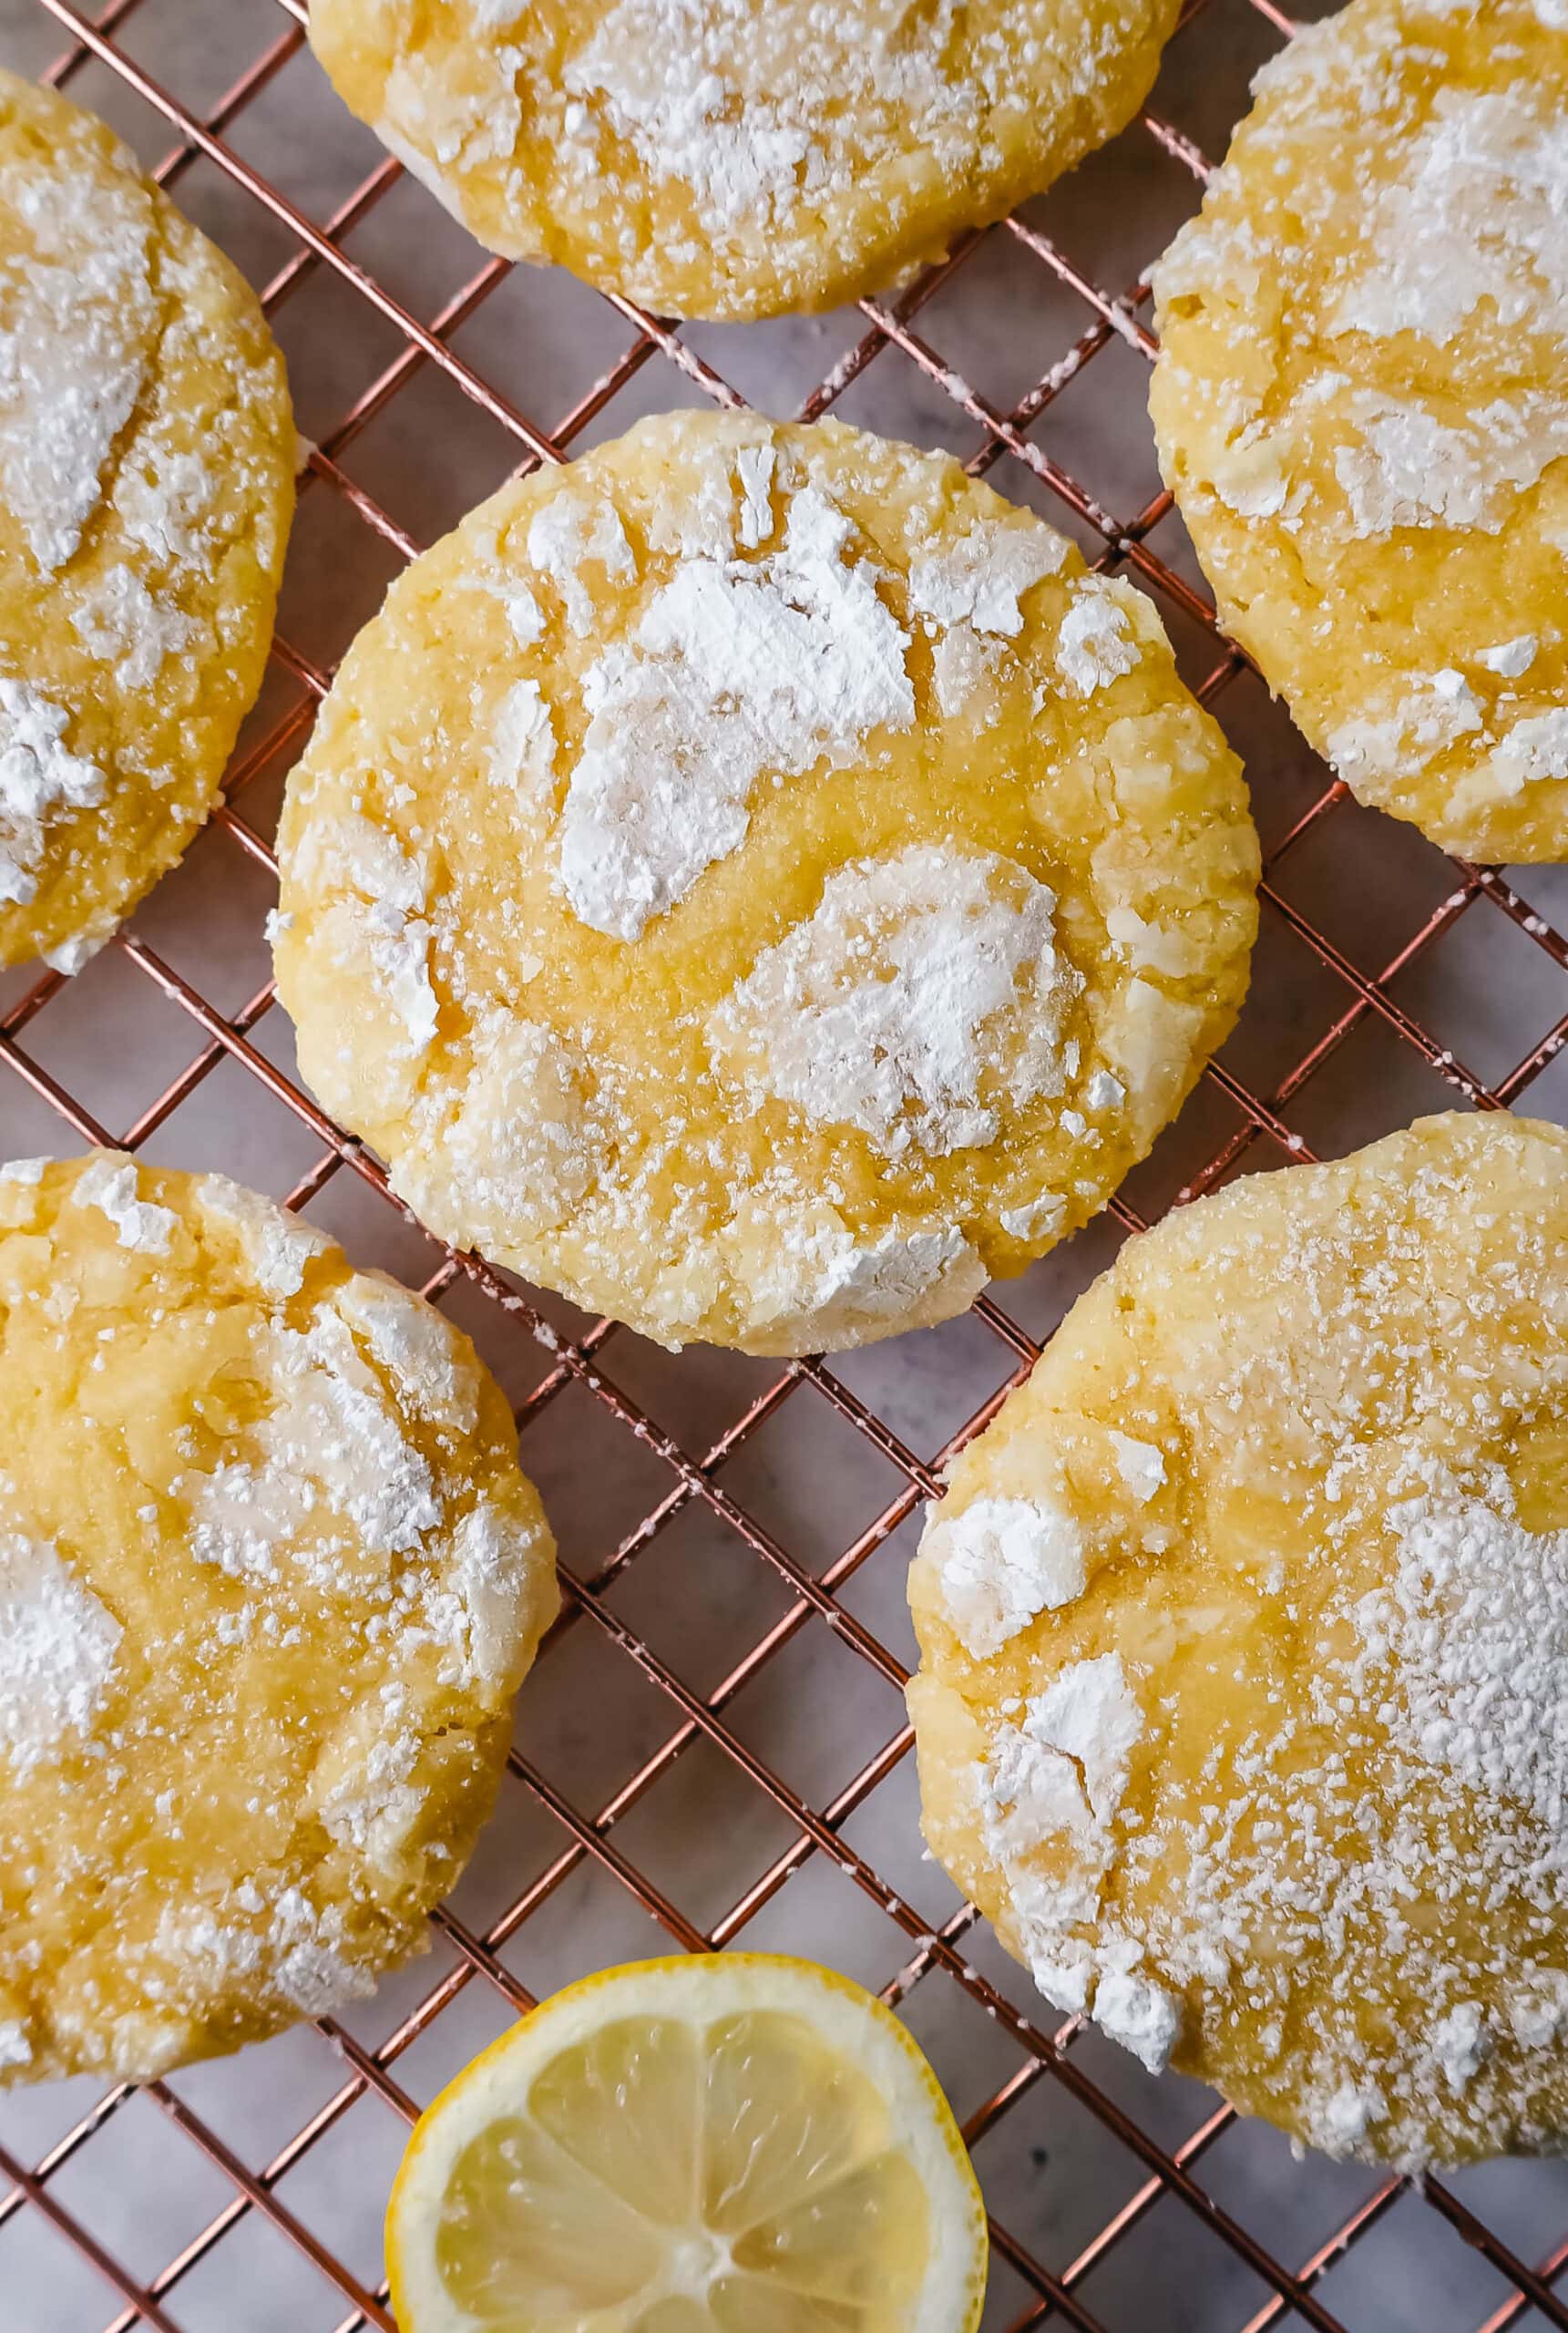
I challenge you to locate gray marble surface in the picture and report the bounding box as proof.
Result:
[1,2,1567,2328]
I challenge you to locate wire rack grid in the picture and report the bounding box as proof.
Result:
[1,0,1566,2326]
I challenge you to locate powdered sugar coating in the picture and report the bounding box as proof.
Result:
[310,0,1181,323]
[1109,1432,1164,1502]
[1150,0,1568,860]
[907,519,1065,639]
[1328,87,1568,346]
[1480,634,1539,680]
[1490,707,1568,795]
[742,1218,988,1352]
[1360,1481,1568,1834]
[197,1172,333,1298]
[1094,1965,1183,2074]
[333,1276,481,1434]
[0,678,107,909]
[489,677,554,795]
[0,70,293,971]
[71,1155,176,1254]
[990,1653,1143,1835]
[1056,580,1143,695]
[276,411,1256,1355]
[0,125,153,576]
[927,1495,1088,1658]
[527,495,634,637]
[0,1154,557,2088]
[969,1651,1160,2039]
[558,485,916,940]
[1329,387,1568,539]
[909,1112,1568,2167]
[708,845,1081,1159]
[0,1534,122,1776]
[444,1498,553,1691]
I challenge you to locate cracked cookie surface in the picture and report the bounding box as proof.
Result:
[0,1153,557,2085]
[309,0,1179,321]
[909,1112,1568,2168]
[0,69,293,971]
[1150,0,1568,861]
[273,411,1256,1354]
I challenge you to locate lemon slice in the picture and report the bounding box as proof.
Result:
[387,1953,989,2333]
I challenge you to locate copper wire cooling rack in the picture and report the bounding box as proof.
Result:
[3,0,1568,2325]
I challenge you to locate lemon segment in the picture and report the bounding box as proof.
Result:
[387,1955,988,2333]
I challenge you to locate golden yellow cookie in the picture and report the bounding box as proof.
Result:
[272,412,1258,1355]
[0,71,293,973]
[908,1112,1568,2169]
[0,1152,558,2086]
[1149,0,1568,863]
[308,0,1179,323]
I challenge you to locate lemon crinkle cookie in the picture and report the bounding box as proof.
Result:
[308,0,1179,322]
[908,1112,1568,2168]
[0,1153,558,2086]
[1149,0,1568,862]
[273,412,1258,1355]
[0,70,293,972]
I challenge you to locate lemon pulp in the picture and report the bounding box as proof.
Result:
[433,2008,931,2330]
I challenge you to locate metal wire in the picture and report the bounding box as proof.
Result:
[2,0,1567,2325]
